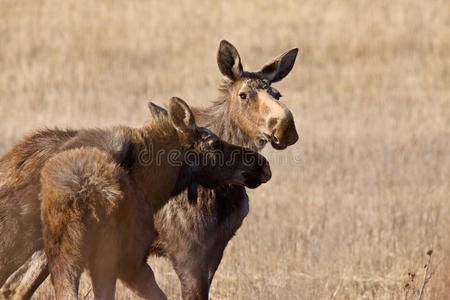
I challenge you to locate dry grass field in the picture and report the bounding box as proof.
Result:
[1,0,449,299]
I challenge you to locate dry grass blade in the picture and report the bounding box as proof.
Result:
[418,250,434,300]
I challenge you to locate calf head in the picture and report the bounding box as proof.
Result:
[187,127,272,189]
[149,98,271,192]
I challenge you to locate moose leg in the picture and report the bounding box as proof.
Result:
[172,259,209,300]
[46,243,82,300]
[206,236,234,287]
[48,263,81,300]
[118,263,166,300]
[0,250,48,300]
[206,247,226,286]
[90,269,117,300]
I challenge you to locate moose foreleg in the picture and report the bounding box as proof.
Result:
[119,263,166,300]
[0,250,48,300]
[173,261,209,300]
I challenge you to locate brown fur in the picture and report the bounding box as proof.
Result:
[41,147,131,299]
[40,100,196,300]
[0,129,77,288]
[0,40,296,300]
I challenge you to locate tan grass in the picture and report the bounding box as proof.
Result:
[0,0,449,299]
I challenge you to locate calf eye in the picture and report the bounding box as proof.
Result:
[210,139,222,150]
[201,131,210,140]
[239,93,247,100]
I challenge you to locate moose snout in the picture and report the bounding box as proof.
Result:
[260,162,272,183]
[239,153,272,189]
[271,117,299,150]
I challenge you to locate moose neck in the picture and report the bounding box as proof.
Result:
[128,122,185,210]
[192,92,259,152]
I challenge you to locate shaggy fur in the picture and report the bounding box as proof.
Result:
[0,129,77,288]
[40,99,194,300]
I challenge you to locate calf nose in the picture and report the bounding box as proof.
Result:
[285,121,299,146]
[260,162,272,183]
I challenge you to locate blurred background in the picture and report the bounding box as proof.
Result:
[0,0,449,299]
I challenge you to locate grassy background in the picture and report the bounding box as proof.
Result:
[0,0,449,299]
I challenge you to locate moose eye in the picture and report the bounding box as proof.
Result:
[270,88,282,100]
[210,139,222,150]
[239,93,247,100]
[200,130,210,140]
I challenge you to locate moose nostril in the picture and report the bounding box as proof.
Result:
[271,131,280,144]
[268,118,278,130]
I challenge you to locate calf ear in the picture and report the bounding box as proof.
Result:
[169,97,196,135]
[217,40,243,81]
[258,48,298,83]
[147,102,168,119]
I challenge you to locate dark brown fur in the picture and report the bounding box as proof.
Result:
[0,40,297,300]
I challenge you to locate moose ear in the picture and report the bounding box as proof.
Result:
[258,48,298,83]
[169,97,196,135]
[217,40,243,81]
[147,102,168,119]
